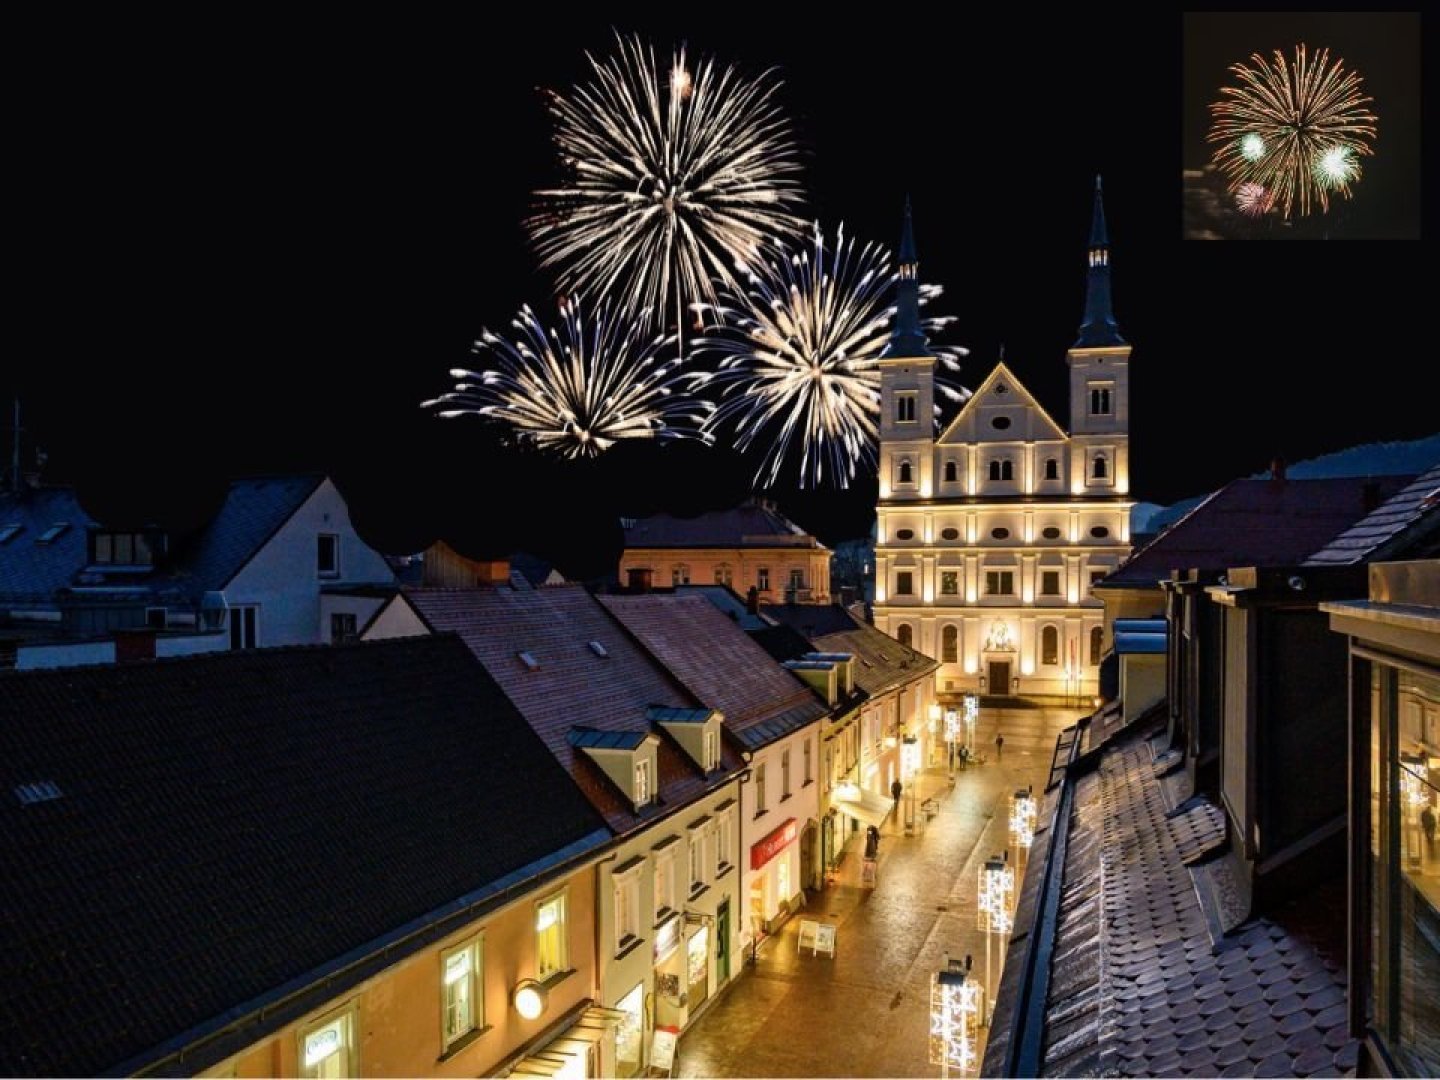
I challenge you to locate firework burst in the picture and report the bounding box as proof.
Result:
[527,33,806,346]
[1235,182,1274,218]
[1208,44,1376,219]
[423,297,713,459]
[690,223,967,489]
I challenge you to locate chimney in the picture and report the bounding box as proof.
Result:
[746,585,760,615]
[627,567,653,593]
[1270,456,1287,482]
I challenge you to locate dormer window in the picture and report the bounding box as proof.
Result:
[91,530,156,566]
[704,728,719,772]
[0,524,21,544]
[634,759,652,807]
[37,523,70,545]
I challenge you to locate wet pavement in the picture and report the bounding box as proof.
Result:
[676,706,1085,1079]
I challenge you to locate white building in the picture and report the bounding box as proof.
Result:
[873,182,1134,699]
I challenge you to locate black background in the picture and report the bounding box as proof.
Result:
[7,10,1435,578]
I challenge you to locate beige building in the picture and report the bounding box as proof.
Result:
[620,500,830,603]
[873,183,1133,699]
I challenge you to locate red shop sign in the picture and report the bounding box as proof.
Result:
[750,817,798,871]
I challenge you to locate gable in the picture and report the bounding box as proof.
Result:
[936,362,1067,446]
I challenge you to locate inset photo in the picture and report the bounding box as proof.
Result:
[1183,12,1420,239]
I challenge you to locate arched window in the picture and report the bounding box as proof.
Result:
[1001,460,1014,481]
[942,625,958,664]
[988,461,1001,482]
[1041,625,1060,666]
[1092,454,1108,479]
[944,460,958,483]
[1089,626,1104,666]
[1045,458,1059,480]
[899,460,913,484]
[897,624,913,648]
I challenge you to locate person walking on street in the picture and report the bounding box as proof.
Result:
[995,733,1005,761]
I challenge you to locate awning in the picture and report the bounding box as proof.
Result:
[832,784,892,829]
[505,1005,618,1077]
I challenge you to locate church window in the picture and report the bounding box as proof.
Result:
[984,571,1014,596]
[898,460,913,484]
[942,625,958,664]
[1041,570,1061,596]
[941,527,960,541]
[1044,458,1059,480]
[994,384,1008,395]
[988,461,1001,482]
[990,527,1010,540]
[896,571,914,596]
[1089,386,1112,416]
[1092,454,1108,479]
[941,571,958,595]
[895,529,914,541]
[991,415,1012,430]
[897,624,913,648]
[1042,625,1059,666]
[1042,526,1062,540]
[1090,525,1110,539]
[896,394,917,423]
[1001,460,1014,481]
[944,461,958,483]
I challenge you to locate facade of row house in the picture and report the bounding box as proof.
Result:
[0,637,614,1078]
[619,500,831,603]
[873,184,1132,700]
[760,603,939,870]
[365,583,755,1076]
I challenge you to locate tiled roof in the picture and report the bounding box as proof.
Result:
[0,636,608,1077]
[570,727,651,750]
[623,502,827,550]
[599,593,827,750]
[0,487,93,605]
[161,475,325,594]
[403,586,740,832]
[747,623,820,665]
[1304,463,1440,566]
[677,583,772,629]
[1100,476,1412,589]
[761,603,938,698]
[1035,727,1358,1077]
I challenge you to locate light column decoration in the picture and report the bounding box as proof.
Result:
[929,954,982,1079]
[944,708,960,778]
[903,735,922,834]
[977,852,1015,1026]
[1009,785,1037,868]
[962,694,979,756]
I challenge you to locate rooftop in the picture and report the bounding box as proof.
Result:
[402,585,740,831]
[599,593,828,750]
[1100,475,1412,589]
[623,501,827,551]
[1304,463,1440,566]
[0,635,607,1076]
[761,602,938,698]
[0,487,94,605]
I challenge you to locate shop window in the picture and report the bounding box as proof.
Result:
[300,1004,357,1079]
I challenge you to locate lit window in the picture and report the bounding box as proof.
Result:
[758,567,770,592]
[634,759,652,807]
[654,853,676,921]
[300,1005,356,1079]
[317,534,339,578]
[942,625,958,663]
[714,565,732,587]
[441,940,480,1049]
[536,891,567,979]
[614,869,641,952]
[941,571,959,595]
[672,564,690,586]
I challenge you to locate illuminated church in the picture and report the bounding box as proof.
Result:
[872,178,1133,699]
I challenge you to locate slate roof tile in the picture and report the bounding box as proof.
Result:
[760,602,938,697]
[623,502,827,550]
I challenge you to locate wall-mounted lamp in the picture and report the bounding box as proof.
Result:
[513,978,548,1020]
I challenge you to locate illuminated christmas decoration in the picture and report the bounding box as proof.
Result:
[1208,44,1376,219]
[929,963,984,1074]
[1010,787,1038,850]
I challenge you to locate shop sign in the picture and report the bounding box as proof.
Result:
[750,817,797,870]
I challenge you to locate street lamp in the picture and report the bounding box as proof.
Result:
[929,955,982,1079]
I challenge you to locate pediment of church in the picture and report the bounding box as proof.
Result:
[937,362,1068,446]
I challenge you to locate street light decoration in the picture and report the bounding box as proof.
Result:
[1009,787,1037,850]
[977,855,1015,934]
[929,966,983,1072]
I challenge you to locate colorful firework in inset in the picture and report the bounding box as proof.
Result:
[1208,44,1376,219]
[424,297,713,458]
[689,223,968,489]
[1235,182,1274,218]
[527,34,806,347]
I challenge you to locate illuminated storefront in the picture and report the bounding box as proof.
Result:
[749,817,800,934]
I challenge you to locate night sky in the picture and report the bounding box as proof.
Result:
[8,11,1436,577]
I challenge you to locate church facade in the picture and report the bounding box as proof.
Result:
[873,180,1133,700]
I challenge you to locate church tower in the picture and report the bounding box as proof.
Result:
[878,199,937,501]
[1067,176,1132,496]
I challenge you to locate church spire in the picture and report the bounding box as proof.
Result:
[1075,175,1125,348]
[881,196,934,359]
